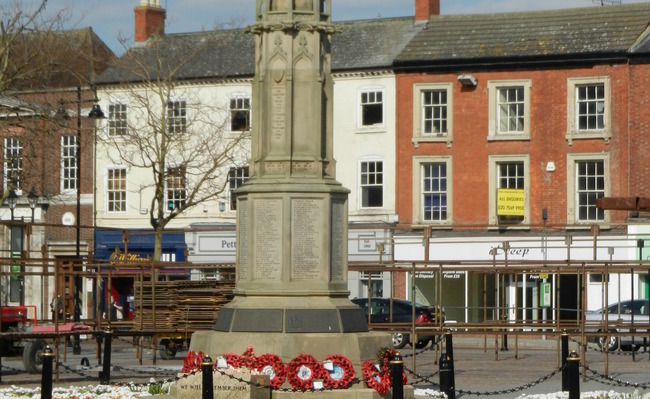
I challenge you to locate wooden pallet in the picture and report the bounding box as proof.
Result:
[133,280,234,332]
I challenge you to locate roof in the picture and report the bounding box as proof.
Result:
[95,17,419,85]
[395,3,650,69]
[8,28,116,90]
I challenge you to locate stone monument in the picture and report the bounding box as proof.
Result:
[189,0,393,393]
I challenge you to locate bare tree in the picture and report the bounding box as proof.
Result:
[98,34,250,261]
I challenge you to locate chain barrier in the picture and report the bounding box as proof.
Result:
[0,364,25,373]
[403,365,440,386]
[570,336,640,356]
[454,365,565,397]
[582,363,650,390]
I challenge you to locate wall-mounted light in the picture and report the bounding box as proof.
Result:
[219,202,226,212]
[457,74,477,87]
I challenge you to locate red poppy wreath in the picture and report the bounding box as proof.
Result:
[322,354,355,389]
[254,353,287,389]
[181,351,205,373]
[362,359,391,394]
[287,354,325,390]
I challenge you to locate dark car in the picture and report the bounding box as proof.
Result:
[351,297,443,349]
[585,299,650,352]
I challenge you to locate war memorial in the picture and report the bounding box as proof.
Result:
[187,0,406,397]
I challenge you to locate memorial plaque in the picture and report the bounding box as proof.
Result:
[175,370,251,399]
[238,200,248,281]
[254,199,283,280]
[291,198,323,280]
[271,85,285,143]
[330,200,345,281]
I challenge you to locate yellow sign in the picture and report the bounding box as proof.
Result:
[497,188,525,216]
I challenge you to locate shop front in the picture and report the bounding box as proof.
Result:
[93,229,187,320]
[394,233,637,325]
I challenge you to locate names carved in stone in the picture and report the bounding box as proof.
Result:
[176,370,250,399]
[271,85,286,143]
[291,198,322,281]
[254,199,283,280]
[330,200,344,281]
[237,200,248,281]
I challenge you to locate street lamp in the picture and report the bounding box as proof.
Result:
[7,189,18,219]
[27,187,38,221]
[72,86,104,354]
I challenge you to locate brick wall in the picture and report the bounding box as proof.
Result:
[396,64,632,229]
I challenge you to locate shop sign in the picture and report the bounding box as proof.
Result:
[109,252,151,263]
[540,282,552,308]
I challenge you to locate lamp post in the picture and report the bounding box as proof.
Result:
[27,187,38,220]
[72,86,104,354]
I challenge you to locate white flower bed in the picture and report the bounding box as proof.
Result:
[2,385,649,399]
[413,388,650,399]
[0,382,171,399]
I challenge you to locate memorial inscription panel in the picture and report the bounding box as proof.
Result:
[291,198,323,281]
[271,84,286,144]
[238,200,248,281]
[254,199,283,280]
[330,200,345,281]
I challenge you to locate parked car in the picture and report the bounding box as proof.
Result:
[585,299,650,351]
[351,297,444,349]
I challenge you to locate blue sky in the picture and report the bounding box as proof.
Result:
[33,0,650,55]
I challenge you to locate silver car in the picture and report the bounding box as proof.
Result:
[585,299,650,351]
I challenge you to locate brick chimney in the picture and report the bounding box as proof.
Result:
[415,0,440,21]
[134,0,165,44]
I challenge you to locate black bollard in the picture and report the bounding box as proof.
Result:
[439,353,455,399]
[561,331,569,391]
[444,331,456,393]
[100,329,113,384]
[201,356,214,399]
[41,345,55,399]
[390,352,404,399]
[567,351,580,399]
[0,337,3,382]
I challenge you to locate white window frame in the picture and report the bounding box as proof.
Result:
[358,87,384,130]
[566,77,611,144]
[412,83,453,147]
[228,165,249,211]
[229,96,251,132]
[488,155,530,227]
[166,99,187,135]
[487,79,531,141]
[359,159,383,209]
[165,164,187,213]
[105,166,127,213]
[4,137,22,191]
[60,135,77,192]
[108,103,128,137]
[567,153,610,225]
[412,155,453,226]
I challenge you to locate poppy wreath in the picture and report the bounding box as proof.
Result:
[287,354,326,390]
[240,346,257,369]
[254,353,287,389]
[361,359,391,395]
[221,352,242,369]
[182,351,205,373]
[378,349,408,386]
[321,354,355,389]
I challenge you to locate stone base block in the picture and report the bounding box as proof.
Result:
[189,330,393,378]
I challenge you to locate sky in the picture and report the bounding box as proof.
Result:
[30,0,650,55]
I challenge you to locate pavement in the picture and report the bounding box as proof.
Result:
[2,333,650,398]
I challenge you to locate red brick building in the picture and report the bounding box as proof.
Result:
[394,2,650,231]
[0,28,115,314]
[390,1,650,321]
